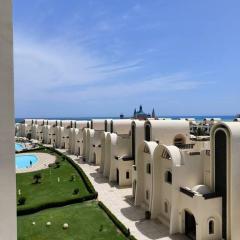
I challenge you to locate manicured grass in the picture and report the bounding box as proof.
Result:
[16,151,89,211]
[18,201,126,240]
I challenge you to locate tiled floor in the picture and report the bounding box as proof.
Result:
[58,149,188,240]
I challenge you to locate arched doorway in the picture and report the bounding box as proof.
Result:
[110,121,113,133]
[145,123,151,141]
[131,124,136,164]
[185,210,196,240]
[116,168,119,184]
[215,129,227,238]
[93,152,96,164]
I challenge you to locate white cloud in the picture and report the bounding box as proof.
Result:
[14,33,141,101]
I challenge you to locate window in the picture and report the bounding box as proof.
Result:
[146,163,151,174]
[209,220,214,234]
[161,149,171,159]
[145,124,151,141]
[126,171,130,179]
[146,190,149,200]
[164,201,168,213]
[165,171,172,184]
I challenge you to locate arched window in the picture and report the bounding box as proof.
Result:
[164,201,168,213]
[145,124,151,141]
[209,220,214,234]
[165,171,172,184]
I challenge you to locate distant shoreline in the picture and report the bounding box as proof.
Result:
[15,115,235,123]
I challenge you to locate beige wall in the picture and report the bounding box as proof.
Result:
[0,0,16,238]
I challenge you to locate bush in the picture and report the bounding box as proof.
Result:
[18,196,26,206]
[73,188,80,195]
[33,173,42,184]
[17,194,97,216]
[70,174,76,182]
[54,159,61,168]
[98,201,133,238]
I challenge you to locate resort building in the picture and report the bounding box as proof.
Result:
[56,120,75,149]
[133,119,192,204]
[43,120,57,144]
[0,0,17,238]
[32,119,45,141]
[83,119,111,164]
[102,119,146,187]
[210,122,240,239]
[19,119,33,138]
[69,120,89,155]
[133,105,156,120]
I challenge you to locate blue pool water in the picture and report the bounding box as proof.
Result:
[16,155,38,169]
[15,143,25,151]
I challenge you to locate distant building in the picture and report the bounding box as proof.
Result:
[133,105,156,120]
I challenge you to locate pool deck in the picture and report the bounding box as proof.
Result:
[16,152,56,174]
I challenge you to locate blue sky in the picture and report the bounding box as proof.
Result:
[13,0,240,118]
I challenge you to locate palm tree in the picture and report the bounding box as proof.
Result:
[33,173,42,184]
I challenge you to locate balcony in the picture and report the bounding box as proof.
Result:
[114,156,133,161]
[177,143,195,149]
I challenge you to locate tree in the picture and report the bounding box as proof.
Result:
[33,173,42,184]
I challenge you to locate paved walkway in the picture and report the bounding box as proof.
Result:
[57,149,188,240]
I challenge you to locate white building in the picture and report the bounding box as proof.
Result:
[32,119,45,141]
[56,120,74,149]
[69,120,89,155]
[0,0,16,238]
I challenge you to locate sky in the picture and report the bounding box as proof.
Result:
[13,0,240,118]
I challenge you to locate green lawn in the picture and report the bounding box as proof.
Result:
[16,151,89,211]
[18,201,126,240]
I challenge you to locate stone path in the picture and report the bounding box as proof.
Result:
[57,149,188,240]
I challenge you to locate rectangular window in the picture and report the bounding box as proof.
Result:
[146,190,149,200]
[126,171,130,179]
[146,163,151,174]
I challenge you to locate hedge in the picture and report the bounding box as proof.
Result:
[17,194,97,216]
[98,201,137,240]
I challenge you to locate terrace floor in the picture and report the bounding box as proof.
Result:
[57,149,188,240]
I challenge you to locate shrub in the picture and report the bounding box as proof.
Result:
[17,194,97,216]
[99,225,103,232]
[73,188,80,195]
[70,174,76,182]
[18,196,26,206]
[54,159,61,168]
[33,173,42,184]
[98,201,131,237]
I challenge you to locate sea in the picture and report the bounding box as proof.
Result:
[15,115,236,123]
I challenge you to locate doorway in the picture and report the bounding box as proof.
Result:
[116,168,119,184]
[185,210,196,240]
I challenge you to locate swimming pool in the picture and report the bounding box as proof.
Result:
[15,143,25,151]
[16,155,38,169]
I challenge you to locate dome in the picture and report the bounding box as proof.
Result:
[192,185,211,195]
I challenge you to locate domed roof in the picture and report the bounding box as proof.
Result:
[192,185,211,195]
